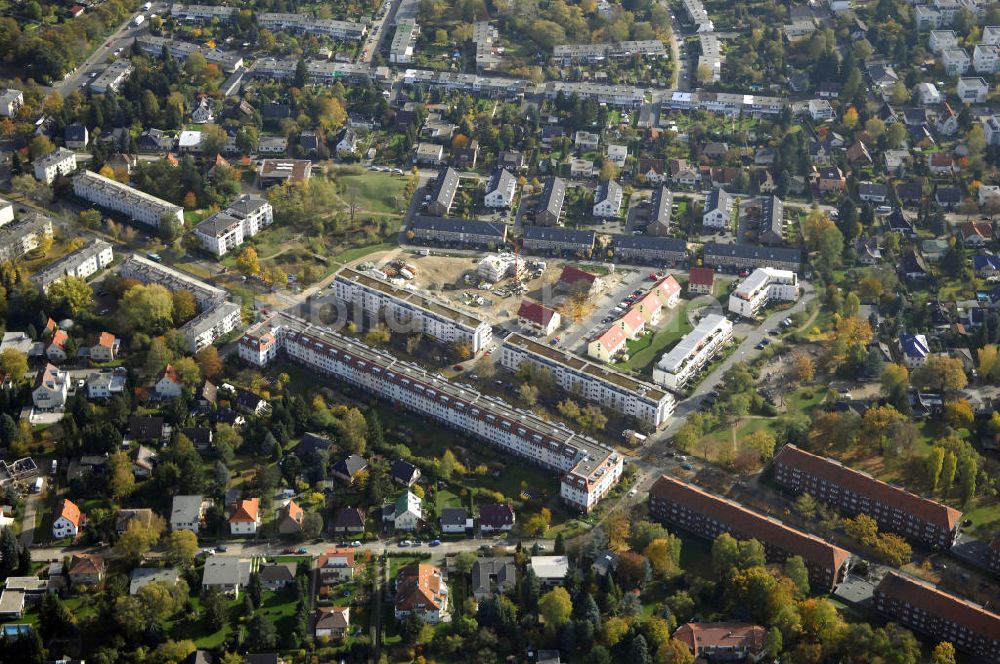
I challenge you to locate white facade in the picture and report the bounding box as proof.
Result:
[500,332,676,429]
[0,89,22,117]
[333,268,492,353]
[239,314,624,511]
[652,314,733,390]
[974,43,1000,73]
[171,495,206,533]
[393,492,422,531]
[31,239,114,293]
[195,195,274,257]
[727,268,799,319]
[484,168,517,208]
[52,513,79,539]
[702,189,733,228]
[593,181,623,218]
[73,170,183,228]
[183,302,242,353]
[958,77,989,103]
[33,148,77,184]
[929,30,958,53]
[257,13,366,39]
[941,48,971,75]
[917,82,942,105]
[32,364,67,410]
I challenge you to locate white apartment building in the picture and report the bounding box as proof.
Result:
[929,30,958,54]
[73,171,184,228]
[500,333,676,429]
[390,20,418,64]
[984,115,1000,146]
[974,43,1000,73]
[119,254,226,308]
[0,89,22,117]
[703,188,733,228]
[257,13,367,40]
[484,168,517,208]
[0,213,53,263]
[239,314,624,512]
[31,239,114,293]
[33,148,77,184]
[593,181,623,218]
[0,197,12,228]
[182,301,242,353]
[91,59,134,94]
[941,48,971,75]
[333,268,492,353]
[652,314,734,390]
[917,82,942,105]
[194,195,273,257]
[727,267,800,319]
[958,77,989,103]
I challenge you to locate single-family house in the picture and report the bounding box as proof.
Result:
[229,498,261,535]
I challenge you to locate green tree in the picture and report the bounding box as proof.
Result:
[121,284,174,332]
[165,529,199,567]
[926,447,945,493]
[0,348,27,383]
[439,448,459,480]
[115,513,165,563]
[929,642,957,664]
[107,450,136,500]
[784,555,810,597]
[337,407,368,455]
[47,276,92,316]
[539,587,573,631]
[941,451,958,493]
[844,514,878,546]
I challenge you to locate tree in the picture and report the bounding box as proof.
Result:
[201,588,227,631]
[337,407,368,455]
[913,355,967,393]
[644,537,681,577]
[0,349,27,383]
[518,383,539,406]
[629,634,650,664]
[843,106,859,129]
[172,290,197,325]
[121,284,174,332]
[601,616,630,647]
[844,514,879,546]
[200,124,228,157]
[38,593,74,641]
[744,430,776,461]
[236,247,261,275]
[165,529,199,567]
[658,638,695,664]
[196,346,223,380]
[792,352,815,383]
[107,450,136,500]
[29,135,54,160]
[599,159,619,183]
[47,276,92,316]
[784,556,811,597]
[944,400,974,429]
[941,451,958,493]
[926,447,945,493]
[958,455,978,505]
[539,587,573,631]
[616,551,651,588]
[439,448,460,480]
[929,642,957,664]
[880,364,909,402]
[247,613,277,650]
[873,533,912,566]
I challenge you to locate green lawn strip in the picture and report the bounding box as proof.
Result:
[258,587,301,635]
[614,302,693,373]
[337,173,408,215]
[332,242,397,266]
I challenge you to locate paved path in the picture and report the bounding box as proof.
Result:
[19,492,40,547]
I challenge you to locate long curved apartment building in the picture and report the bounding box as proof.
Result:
[652,313,733,390]
[239,313,622,512]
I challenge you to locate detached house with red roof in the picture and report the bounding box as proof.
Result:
[517,299,561,337]
[276,499,304,535]
[154,364,183,399]
[929,151,958,175]
[90,332,120,363]
[317,548,356,584]
[556,265,603,295]
[673,622,767,661]
[395,563,450,623]
[46,329,69,363]
[53,498,84,539]
[959,220,993,246]
[229,498,261,535]
[68,553,105,587]
[688,267,715,294]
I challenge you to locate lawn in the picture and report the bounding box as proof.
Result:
[613,302,692,374]
[258,587,301,636]
[336,172,408,216]
[332,241,398,266]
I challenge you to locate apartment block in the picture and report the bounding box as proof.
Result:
[702,188,733,228]
[543,81,644,108]
[873,572,999,663]
[727,267,799,319]
[390,20,418,64]
[33,148,77,184]
[941,48,971,75]
[974,43,1000,73]
[91,59,133,94]
[182,301,242,353]
[135,35,244,73]
[500,332,676,429]
[257,13,367,40]
[772,445,962,548]
[652,314,733,390]
[407,216,508,248]
[73,171,183,229]
[0,213,53,263]
[473,21,501,70]
[593,181,623,218]
[194,195,273,257]
[170,3,238,22]
[553,40,665,64]
[0,89,22,117]
[649,475,851,592]
[31,239,113,293]
[120,254,226,308]
[522,226,595,256]
[238,314,623,511]
[703,242,803,273]
[333,268,492,353]
[484,168,517,209]
[958,77,989,103]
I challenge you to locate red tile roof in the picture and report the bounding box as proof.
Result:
[558,265,598,287]
[395,563,447,613]
[593,324,627,353]
[688,267,715,286]
[673,622,766,657]
[229,498,260,523]
[517,299,558,327]
[649,475,851,578]
[876,571,1000,638]
[773,445,961,532]
[50,329,68,349]
[159,364,181,385]
[59,498,82,527]
[317,548,356,569]
[97,332,116,348]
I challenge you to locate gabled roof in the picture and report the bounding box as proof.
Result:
[673,622,766,657]
[69,553,104,576]
[259,562,296,584]
[96,331,117,348]
[129,415,165,441]
[688,266,715,286]
[58,498,82,527]
[318,547,356,569]
[479,503,515,529]
[558,265,598,287]
[390,458,419,484]
[440,507,469,527]
[315,606,349,629]
[280,499,304,526]
[593,324,627,353]
[333,454,368,478]
[158,364,181,386]
[899,333,930,359]
[876,571,1000,639]
[395,563,447,613]
[229,498,260,523]
[517,299,559,327]
[333,507,366,529]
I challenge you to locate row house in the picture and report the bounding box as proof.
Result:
[702,242,804,273]
[257,13,367,40]
[333,267,492,353]
[502,331,676,429]
[772,445,962,548]
[522,226,595,257]
[239,314,623,511]
[611,235,687,267]
[119,254,226,310]
[407,216,508,249]
[135,35,244,73]
[649,475,852,592]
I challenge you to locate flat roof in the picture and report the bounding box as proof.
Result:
[338,268,486,330]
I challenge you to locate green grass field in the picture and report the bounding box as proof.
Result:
[337,173,408,216]
[614,302,692,374]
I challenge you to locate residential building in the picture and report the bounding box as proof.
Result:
[201,556,257,597]
[503,332,676,430]
[194,195,273,257]
[129,567,180,595]
[240,313,624,511]
[171,495,208,533]
[390,459,421,486]
[395,564,450,623]
[154,364,183,399]
[33,148,77,184]
[772,444,962,548]
[333,267,492,353]
[570,159,594,180]
[727,268,799,319]
[917,82,943,106]
[899,333,931,369]
[68,553,105,587]
[0,591,23,619]
[276,500,304,535]
[181,301,242,353]
[64,122,88,149]
[942,48,972,75]
[484,168,516,208]
[258,158,312,186]
[535,177,567,226]
[332,507,366,534]
[0,89,22,117]
[52,498,82,539]
[170,4,238,22]
[929,29,959,53]
[517,299,561,336]
[958,77,989,103]
[385,491,422,531]
[259,562,296,590]
[332,455,368,484]
[522,226,595,256]
[873,571,1000,663]
[652,314,733,390]
[858,182,889,203]
[31,239,113,293]
[471,558,516,600]
[257,13,367,40]
[673,623,767,661]
[86,368,126,398]
[73,171,183,228]
[229,498,261,535]
[530,556,569,588]
[553,40,665,64]
[757,194,785,245]
[647,186,673,236]
[46,330,68,363]
[33,363,67,410]
[974,43,1000,73]
[703,242,803,272]
[390,20,418,64]
[808,99,835,121]
[817,166,846,192]
[592,181,623,218]
[440,508,472,534]
[407,216,508,249]
[426,168,460,216]
[317,548,356,584]
[479,503,516,533]
[314,607,350,638]
[702,188,733,228]
[649,475,851,591]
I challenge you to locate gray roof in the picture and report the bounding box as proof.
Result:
[430,167,460,209]
[761,194,783,236]
[258,562,296,584]
[649,186,672,229]
[486,168,515,197]
[538,177,566,218]
[129,567,180,594]
[226,194,269,219]
[195,211,241,238]
[333,454,368,478]
[171,495,204,523]
[409,216,507,238]
[705,187,732,213]
[611,234,686,253]
[471,557,516,596]
[523,225,596,246]
[440,507,469,527]
[201,555,254,587]
[703,242,803,265]
[595,180,622,206]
